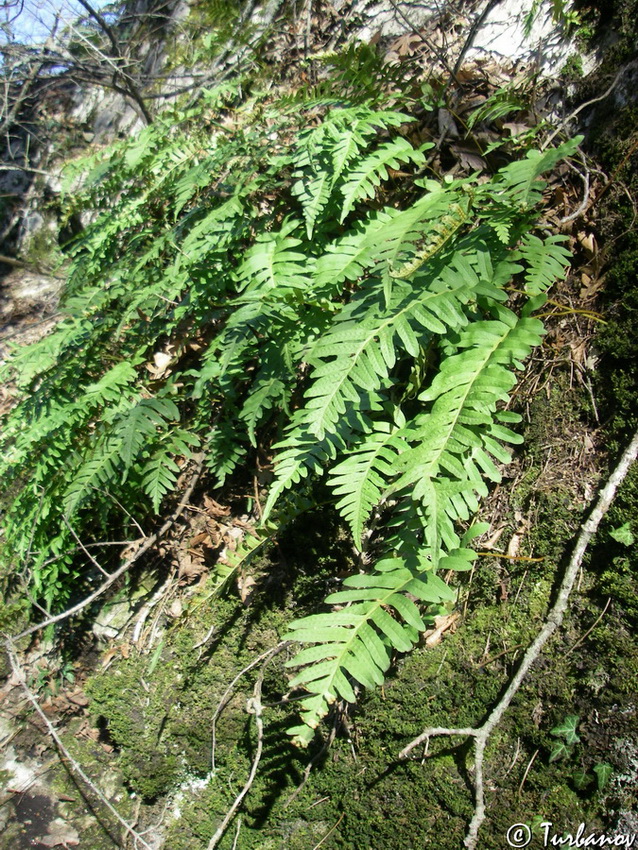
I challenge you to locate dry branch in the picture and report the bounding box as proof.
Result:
[400,427,638,850]
[206,648,285,850]
[4,639,154,850]
[11,454,205,642]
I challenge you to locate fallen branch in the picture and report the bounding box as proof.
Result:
[11,454,205,642]
[211,642,287,772]
[542,69,624,150]
[3,639,154,850]
[399,428,638,850]
[207,650,279,850]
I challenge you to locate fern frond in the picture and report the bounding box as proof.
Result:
[236,218,311,296]
[142,451,182,513]
[300,269,476,441]
[285,557,456,746]
[204,423,248,486]
[388,308,545,560]
[262,422,347,520]
[517,233,571,294]
[328,422,408,547]
[494,137,581,207]
[339,137,427,222]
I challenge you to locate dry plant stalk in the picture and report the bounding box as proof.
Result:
[399,428,638,850]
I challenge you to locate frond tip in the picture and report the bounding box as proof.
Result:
[285,558,455,746]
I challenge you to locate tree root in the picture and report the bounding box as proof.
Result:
[399,428,638,850]
[4,639,155,850]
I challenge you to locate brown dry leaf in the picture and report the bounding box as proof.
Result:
[577,231,597,257]
[579,271,605,300]
[178,553,207,582]
[385,32,422,59]
[449,143,486,172]
[483,523,506,549]
[190,531,210,547]
[438,108,459,138]
[507,511,528,558]
[146,345,175,380]
[237,574,257,604]
[422,613,460,647]
[67,690,89,707]
[168,599,183,618]
[100,648,119,667]
[570,339,588,368]
[203,494,231,517]
[232,516,259,536]
[502,121,530,137]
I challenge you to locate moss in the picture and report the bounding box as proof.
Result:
[86,651,186,799]
[574,0,638,62]
[561,54,584,80]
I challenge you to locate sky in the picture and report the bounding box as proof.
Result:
[1,0,109,45]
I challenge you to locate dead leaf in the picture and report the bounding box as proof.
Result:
[502,121,530,137]
[146,345,175,380]
[100,647,119,667]
[422,613,460,647]
[203,494,231,517]
[190,531,210,547]
[438,108,459,138]
[67,691,89,707]
[579,271,604,300]
[237,575,257,604]
[570,339,588,368]
[386,32,423,59]
[449,143,486,172]
[178,553,207,582]
[168,599,183,618]
[577,231,597,257]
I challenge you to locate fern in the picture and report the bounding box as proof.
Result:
[339,137,428,222]
[328,421,408,548]
[0,74,579,749]
[285,556,456,745]
[517,232,572,294]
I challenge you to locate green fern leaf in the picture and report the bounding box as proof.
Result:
[339,137,426,222]
[328,422,408,547]
[518,233,571,294]
[143,451,181,513]
[285,557,455,745]
[388,309,545,559]
[236,218,311,296]
[117,398,180,469]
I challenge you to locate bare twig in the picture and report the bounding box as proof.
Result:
[560,155,591,224]
[206,655,273,850]
[62,515,110,577]
[542,70,624,150]
[518,748,539,795]
[11,455,205,642]
[285,716,339,808]
[564,596,611,658]
[211,643,287,772]
[4,639,154,850]
[312,813,345,850]
[400,429,638,850]
[74,0,152,124]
